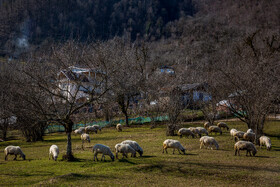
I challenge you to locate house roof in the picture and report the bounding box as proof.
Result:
[180,83,207,91]
[58,66,104,82]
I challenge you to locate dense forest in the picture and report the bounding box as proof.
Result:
[0,0,195,56]
[0,0,279,57]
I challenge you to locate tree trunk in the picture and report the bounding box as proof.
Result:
[66,132,72,157]
[0,121,8,141]
[125,112,129,127]
[64,119,74,161]
[166,124,176,136]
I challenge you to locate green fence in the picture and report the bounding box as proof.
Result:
[45,116,169,133]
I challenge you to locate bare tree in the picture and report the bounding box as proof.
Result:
[16,41,109,160]
[0,62,16,140]
[213,31,280,142]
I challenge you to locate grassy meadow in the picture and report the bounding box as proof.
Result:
[0,120,280,186]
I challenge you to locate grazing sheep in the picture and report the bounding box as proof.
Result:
[200,136,219,150]
[178,128,195,138]
[234,141,257,156]
[233,131,245,141]
[243,132,256,143]
[204,122,212,129]
[217,122,229,131]
[81,133,91,150]
[121,140,143,156]
[259,136,271,151]
[196,127,209,136]
[116,123,123,132]
[4,146,26,161]
[230,129,238,139]
[49,145,59,161]
[81,133,91,143]
[92,144,114,161]
[162,139,186,154]
[208,126,222,135]
[115,143,136,159]
[188,127,201,138]
[74,129,83,135]
[85,126,98,134]
[247,129,254,133]
[92,125,102,132]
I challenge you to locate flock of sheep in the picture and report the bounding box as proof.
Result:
[3,122,272,161]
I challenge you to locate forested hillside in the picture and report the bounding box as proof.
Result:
[0,0,194,55]
[0,0,279,57]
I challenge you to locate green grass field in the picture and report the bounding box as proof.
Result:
[0,120,280,186]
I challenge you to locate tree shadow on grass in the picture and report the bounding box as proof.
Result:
[44,139,67,143]
[255,155,271,158]
[271,146,280,151]
[139,155,156,158]
[185,153,199,156]
[118,158,136,164]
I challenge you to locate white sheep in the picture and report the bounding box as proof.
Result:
[81,133,91,150]
[92,144,115,161]
[234,141,257,156]
[208,126,222,135]
[85,126,98,134]
[49,145,59,161]
[259,136,271,151]
[230,129,238,139]
[243,132,256,143]
[196,127,209,136]
[188,127,201,138]
[199,136,219,150]
[121,140,143,156]
[74,129,83,135]
[162,139,186,154]
[247,129,254,133]
[4,146,26,161]
[178,128,195,138]
[115,143,136,159]
[217,122,229,131]
[116,123,123,132]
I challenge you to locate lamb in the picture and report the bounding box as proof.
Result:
[259,136,271,151]
[92,144,115,161]
[234,141,257,156]
[116,123,123,132]
[196,127,209,136]
[49,145,59,161]
[121,140,143,156]
[199,136,219,150]
[4,146,26,161]
[230,129,238,139]
[208,126,222,135]
[247,129,254,133]
[217,122,229,131]
[243,132,256,143]
[178,128,195,138]
[85,126,98,134]
[115,143,136,159]
[162,139,186,154]
[188,127,201,138]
